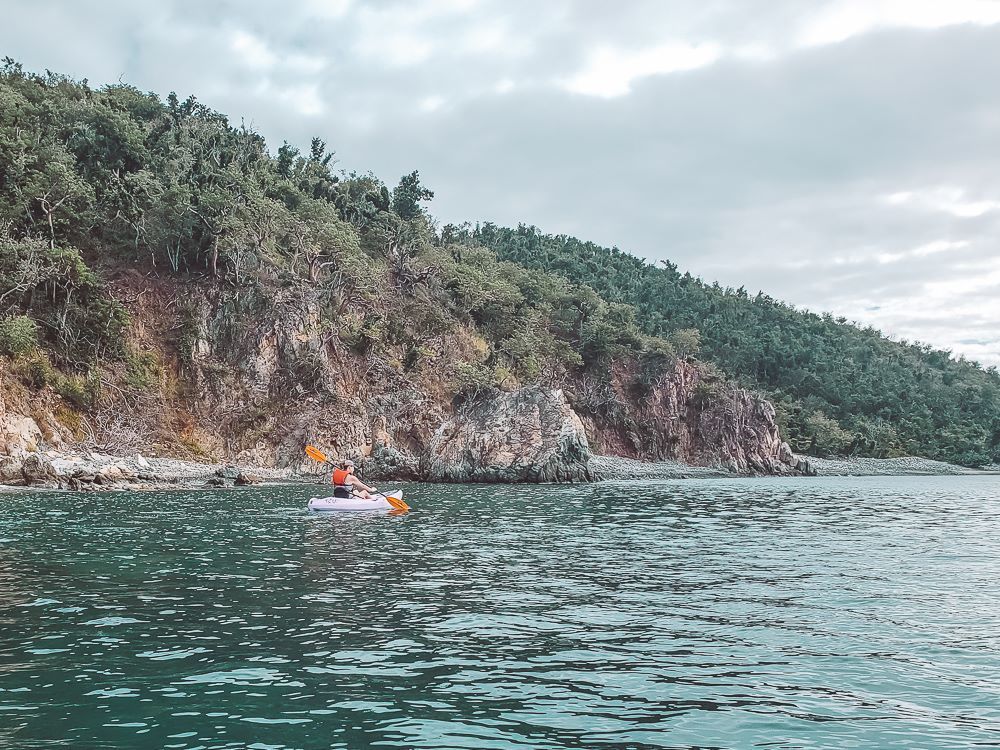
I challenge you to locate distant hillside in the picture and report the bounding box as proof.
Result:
[463,224,1000,465]
[0,58,997,469]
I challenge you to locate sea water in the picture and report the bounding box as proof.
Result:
[1,475,999,749]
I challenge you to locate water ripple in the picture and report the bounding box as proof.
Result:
[1,475,1000,748]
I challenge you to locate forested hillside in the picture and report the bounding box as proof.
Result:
[0,59,684,459]
[1,59,997,467]
[464,225,1000,465]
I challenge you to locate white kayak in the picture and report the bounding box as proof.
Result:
[307,490,405,512]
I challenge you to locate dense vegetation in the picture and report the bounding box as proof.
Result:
[1,59,997,465]
[0,60,672,415]
[460,225,1000,465]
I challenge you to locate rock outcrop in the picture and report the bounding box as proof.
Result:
[0,382,45,484]
[575,360,811,476]
[181,286,446,471]
[357,442,421,482]
[146,284,811,482]
[694,388,811,475]
[422,387,593,483]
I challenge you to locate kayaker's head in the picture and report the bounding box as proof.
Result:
[343,459,355,475]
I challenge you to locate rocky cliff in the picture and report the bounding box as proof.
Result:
[573,360,809,476]
[176,285,806,481]
[423,388,592,483]
[0,278,808,487]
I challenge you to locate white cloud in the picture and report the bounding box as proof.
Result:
[352,0,486,68]
[732,43,778,62]
[925,255,1000,297]
[249,79,325,116]
[819,239,966,267]
[301,0,353,20]
[354,27,434,66]
[419,95,446,112]
[885,187,1000,218]
[912,239,969,256]
[280,83,324,116]
[941,197,1000,218]
[799,0,1000,47]
[229,32,326,75]
[458,22,519,56]
[562,41,722,97]
[231,30,277,69]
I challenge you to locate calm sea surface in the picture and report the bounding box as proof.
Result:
[1,476,999,749]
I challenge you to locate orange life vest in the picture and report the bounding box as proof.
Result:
[332,468,351,486]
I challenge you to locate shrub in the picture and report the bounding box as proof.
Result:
[453,361,500,402]
[691,379,721,408]
[14,350,55,389]
[286,350,328,394]
[124,348,160,389]
[175,303,201,364]
[339,311,385,354]
[0,315,39,357]
[54,370,101,411]
[804,410,855,456]
[635,336,677,395]
[671,328,701,358]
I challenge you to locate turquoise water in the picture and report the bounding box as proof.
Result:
[1,476,1000,749]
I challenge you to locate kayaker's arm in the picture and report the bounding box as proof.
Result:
[348,475,377,494]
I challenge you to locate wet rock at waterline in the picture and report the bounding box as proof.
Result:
[206,466,262,487]
[422,388,593,483]
[357,442,421,482]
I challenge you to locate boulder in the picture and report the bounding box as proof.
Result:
[21,453,57,486]
[357,443,421,482]
[100,465,124,482]
[0,455,24,484]
[1,414,43,458]
[423,387,592,483]
[215,466,241,481]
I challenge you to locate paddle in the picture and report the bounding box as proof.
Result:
[305,444,409,511]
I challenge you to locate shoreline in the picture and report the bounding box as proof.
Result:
[807,456,999,477]
[0,450,319,492]
[591,454,999,481]
[2,450,997,493]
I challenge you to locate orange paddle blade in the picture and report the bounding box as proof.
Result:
[305,445,328,464]
[385,495,409,512]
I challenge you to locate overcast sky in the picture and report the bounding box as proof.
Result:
[3,0,999,365]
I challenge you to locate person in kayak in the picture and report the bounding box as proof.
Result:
[331,460,378,499]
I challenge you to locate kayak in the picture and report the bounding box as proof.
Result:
[307,491,404,512]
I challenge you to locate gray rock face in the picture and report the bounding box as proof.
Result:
[697,390,812,475]
[20,453,56,485]
[576,360,811,476]
[0,404,45,484]
[357,443,421,482]
[423,388,592,483]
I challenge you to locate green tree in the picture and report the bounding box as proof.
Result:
[391,170,434,220]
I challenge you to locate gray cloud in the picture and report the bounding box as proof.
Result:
[2,0,998,364]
